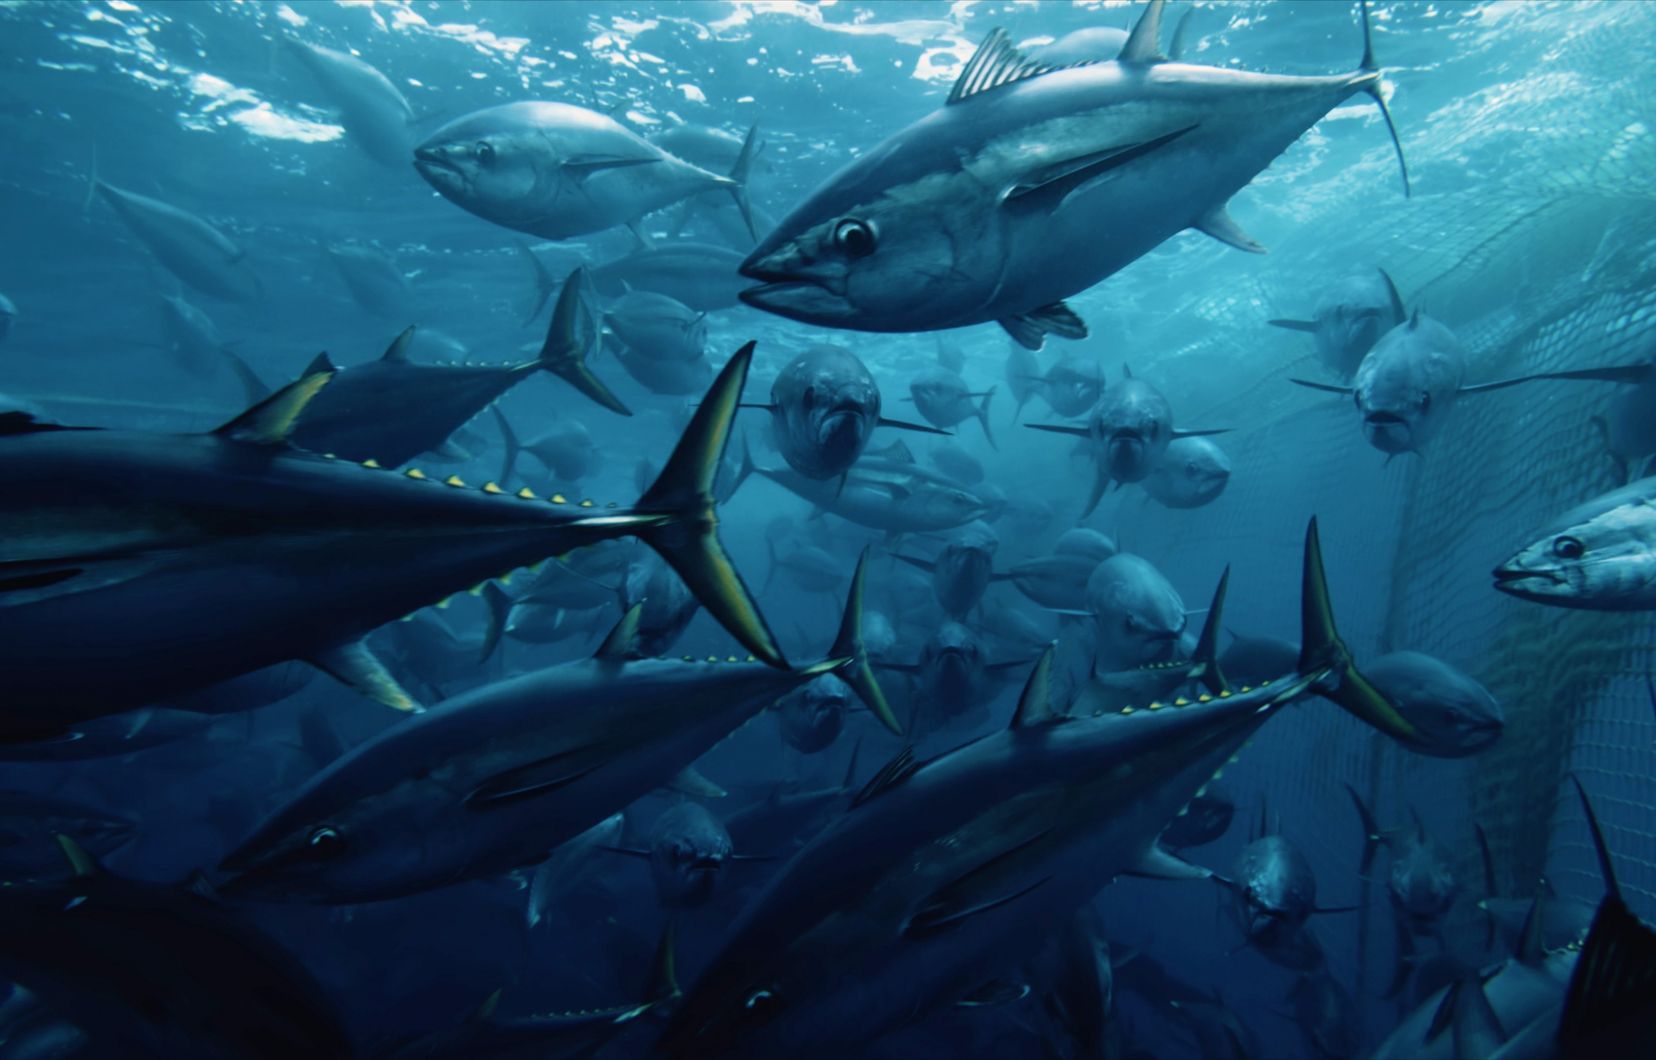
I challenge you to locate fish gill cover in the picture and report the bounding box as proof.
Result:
[1,1,1655,1057]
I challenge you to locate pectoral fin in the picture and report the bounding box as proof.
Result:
[1003,127,1196,214]
[1289,378,1356,396]
[1127,844,1213,881]
[467,748,606,808]
[999,302,1088,351]
[1458,363,1650,394]
[874,416,951,435]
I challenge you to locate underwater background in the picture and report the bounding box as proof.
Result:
[3,1,1656,1057]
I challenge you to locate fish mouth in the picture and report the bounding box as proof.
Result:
[1362,413,1414,454]
[689,856,725,873]
[1490,564,1563,596]
[817,406,867,451]
[738,260,852,320]
[412,146,464,188]
[1106,433,1149,481]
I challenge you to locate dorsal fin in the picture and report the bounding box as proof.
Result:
[852,747,919,808]
[1010,645,1060,728]
[212,369,333,445]
[948,28,1092,106]
[1119,0,1167,64]
[381,326,415,362]
[304,351,337,376]
[647,921,682,1003]
[1378,267,1406,322]
[596,604,645,661]
[1571,774,1620,901]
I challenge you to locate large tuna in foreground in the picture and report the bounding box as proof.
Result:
[739,0,1408,349]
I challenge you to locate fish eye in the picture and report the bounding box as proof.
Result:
[833,218,877,259]
[306,826,344,857]
[1552,535,1585,560]
[1419,392,1432,411]
[475,141,495,165]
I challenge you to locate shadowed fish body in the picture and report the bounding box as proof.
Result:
[0,345,781,735]
[1269,268,1406,379]
[661,520,1424,1058]
[95,180,260,303]
[0,791,134,881]
[285,38,415,167]
[777,673,850,754]
[326,243,410,317]
[216,555,888,904]
[591,242,749,310]
[760,345,944,481]
[754,461,991,535]
[0,842,352,1058]
[293,273,629,466]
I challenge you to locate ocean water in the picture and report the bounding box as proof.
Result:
[2,1,1655,1057]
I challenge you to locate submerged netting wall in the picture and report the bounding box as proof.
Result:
[1094,3,1656,1048]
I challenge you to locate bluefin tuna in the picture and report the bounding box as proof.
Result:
[1494,475,1656,610]
[751,345,945,482]
[738,0,1408,348]
[215,554,893,903]
[1270,267,1406,380]
[284,37,417,168]
[414,102,757,243]
[1293,309,1644,455]
[94,180,262,303]
[659,520,1421,1058]
[0,344,781,737]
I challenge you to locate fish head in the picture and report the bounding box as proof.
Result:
[1088,554,1187,667]
[912,482,992,529]
[779,673,850,753]
[1352,316,1461,454]
[772,346,881,478]
[739,151,1007,329]
[1365,652,1504,758]
[925,621,984,703]
[1493,483,1656,608]
[1151,437,1232,507]
[216,777,447,904]
[1234,837,1314,939]
[1090,380,1171,483]
[1390,845,1457,920]
[650,803,733,907]
[414,106,557,230]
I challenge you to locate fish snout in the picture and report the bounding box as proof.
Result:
[1106,433,1151,481]
[1362,411,1415,453]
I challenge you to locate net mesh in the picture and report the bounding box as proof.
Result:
[1097,3,1656,1046]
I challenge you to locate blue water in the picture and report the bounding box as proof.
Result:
[3,1,1654,1057]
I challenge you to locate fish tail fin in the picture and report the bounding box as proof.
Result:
[537,267,633,416]
[1191,566,1230,696]
[1297,517,1422,743]
[825,548,901,735]
[1556,774,1656,1050]
[1344,782,1382,876]
[491,404,522,487]
[479,582,512,663]
[977,386,997,449]
[515,240,557,325]
[1356,0,1410,197]
[634,342,784,668]
[726,123,761,242]
[729,431,756,499]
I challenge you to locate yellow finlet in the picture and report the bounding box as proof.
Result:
[726,655,738,663]
[1198,694,1212,703]
[483,482,505,494]
[405,468,427,480]
[1148,701,1163,711]
[444,474,466,487]
[362,458,382,469]
[551,493,568,504]
[1120,706,1134,715]
[435,596,452,609]
[580,499,595,508]
[1174,697,1190,706]
[517,487,536,500]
